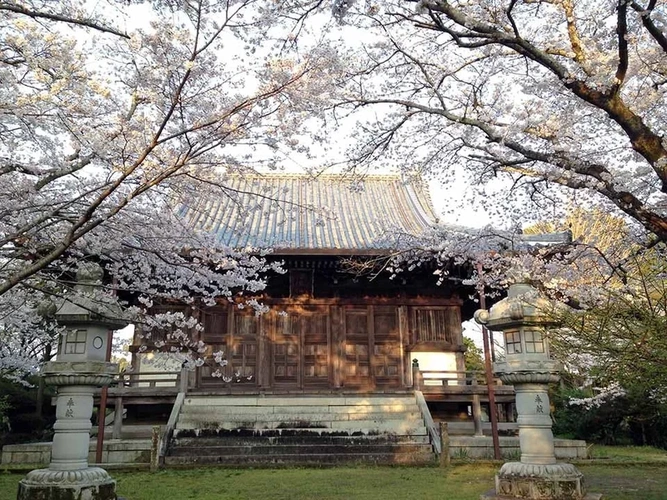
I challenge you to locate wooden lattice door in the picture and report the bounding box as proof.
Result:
[273,313,300,387]
[343,306,402,390]
[272,309,330,389]
[302,313,330,388]
[198,307,257,386]
[343,307,372,389]
[371,306,402,388]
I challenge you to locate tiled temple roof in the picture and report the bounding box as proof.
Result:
[178,174,437,254]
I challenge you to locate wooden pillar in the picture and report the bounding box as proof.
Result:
[95,329,114,464]
[179,365,189,394]
[331,305,343,388]
[472,394,484,437]
[507,403,515,423]
[258,332,270,388]
[398,306,408,387]
[439,422,451,467]
[112,397,123,439]
[150,425,160,472]
[412,359,422,390]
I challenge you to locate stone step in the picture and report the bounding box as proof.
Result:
[180,404,419,415]
[183,396,417,407]
[178,410,422,423]
[164,451,435,466]
[169,443,432,457]
[175,418,428,434]
[172,433,430,446]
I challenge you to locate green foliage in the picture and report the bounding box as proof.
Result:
[0,395,10,433]
[552,384,667,449]
[463,337,485,374]
[0,377,54,446]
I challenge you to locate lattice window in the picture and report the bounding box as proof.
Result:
[202,309,228,343]
[524,331,545,353]
[234,314,258,337]
[414,308,455,343]
[64,329,86,355]
[505,331,522,354]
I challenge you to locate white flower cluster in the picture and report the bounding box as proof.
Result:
[569,383,627,410]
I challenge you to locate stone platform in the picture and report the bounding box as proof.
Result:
[449,436,587,460]
[2,439,152,466]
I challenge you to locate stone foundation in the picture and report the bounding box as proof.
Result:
[2,439,152,466]
[17,467,117,500]
[448,437,587,460]
[478,462,604,500]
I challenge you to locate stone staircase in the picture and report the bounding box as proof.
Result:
[165,394,436,466]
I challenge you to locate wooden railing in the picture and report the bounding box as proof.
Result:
[412,367,503,389]
[415,390,442,455]
[116,370,183,389]
[159,391,185,467]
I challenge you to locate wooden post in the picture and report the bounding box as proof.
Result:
[439,422,450,467]
[412,359,421,390]
[472,394,484,437]
[331,306,343,389]
[179,364,188,394]
[477,263,502,460]
[112,397,123,439]
[95,329,114,464]
[150,425,160,472]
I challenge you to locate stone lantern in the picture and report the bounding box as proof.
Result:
[18,263,128,500]
[474,282,600,500]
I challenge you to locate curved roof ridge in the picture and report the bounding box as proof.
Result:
[224,172,405,181]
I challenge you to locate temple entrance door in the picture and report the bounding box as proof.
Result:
[273,313,300,387]
[272,308,330,390]
[343,306,402,390]
[343,307,372,390]
[302,313,330,389]
[198,307,258,387]
[370,306,402,389]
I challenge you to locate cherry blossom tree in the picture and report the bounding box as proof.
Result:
[327,0,667,243]
[0,0,337,378]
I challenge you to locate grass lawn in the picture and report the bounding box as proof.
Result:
[2,461,667,500]
[587,444,667,463]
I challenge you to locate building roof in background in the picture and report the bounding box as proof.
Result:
[178,174,437,254]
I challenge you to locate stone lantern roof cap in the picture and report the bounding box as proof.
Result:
[54,263,128,330]
[478,282,555,331]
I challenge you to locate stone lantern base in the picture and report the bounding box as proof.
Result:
[480,462,603,500]
[17,467,117,500]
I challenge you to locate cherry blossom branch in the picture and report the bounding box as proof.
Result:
[630,0,667,53]
[611,0,629,95]
[412,1,667,192]
[0,2,130,39]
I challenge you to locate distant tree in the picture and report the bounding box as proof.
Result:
[522,209,667,393]
[463,336,485,374]
[327,1,667,243]
[523,208,667,448]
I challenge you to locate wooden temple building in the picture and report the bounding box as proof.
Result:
[117,174,515,465]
